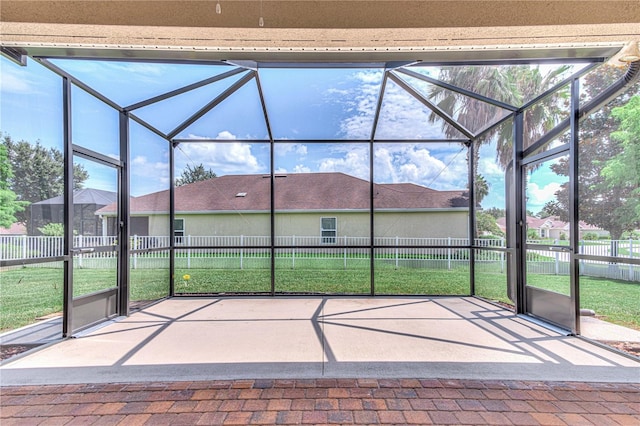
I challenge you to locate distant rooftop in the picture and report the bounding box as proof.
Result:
[97,172,468,215]
[32,188,118,206]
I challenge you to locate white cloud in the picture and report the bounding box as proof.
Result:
[372,144,467,190]
[292,164,311,173]
[354,70,384,85]
[176,140,263,175]
[301,142,468,190]
[373,147,398,182]
[0,63,41,95]
[527,182,562,207]
[129,155,171,195]
[215,130,237,140]
[400,148,450,183]
[327,88,350,96]
[338,70,383,139]
[274,143,308,157]
[336,70,456,141]
[374,82,449,140]
[132,155,148,166]
[318,148,369,180]
[479,157,505,177]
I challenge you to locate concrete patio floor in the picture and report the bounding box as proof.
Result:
[1,296,638,386]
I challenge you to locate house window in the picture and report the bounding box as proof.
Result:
[174,218,185,244]
[321,217,337,244]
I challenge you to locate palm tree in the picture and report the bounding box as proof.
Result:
[474,174,489,205]
[428,65,571,171]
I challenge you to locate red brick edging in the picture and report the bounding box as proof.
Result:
[1,379,639,425]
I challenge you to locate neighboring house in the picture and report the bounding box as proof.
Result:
[496,216,610,240]
[30,188,118,236]
[96,172,470,241]
[0,222,27,236]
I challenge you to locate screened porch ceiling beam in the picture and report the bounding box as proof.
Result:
[388,71,475,140]
[524,61,640,158]
[35,57,123,112]
[36,58,180,145]
[472,112,515,143]
[518,62,600,112]
[129,113,169,140]
[396,67,518,111]
[169,138,472,144]
[254,71,274,142]
[472,62,603,143]
[384,61,420,70]
[167,71,256,140]
[369,71,389,141]
[125,67,248,111]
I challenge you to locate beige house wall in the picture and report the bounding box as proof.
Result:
[375,211,469,239]
[175,213,271,237]
[144,210,468,240]
[276,212,368,238]
[146,215,170,237]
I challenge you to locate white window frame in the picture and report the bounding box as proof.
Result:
[320,217,337,244]
[174,218,185,244]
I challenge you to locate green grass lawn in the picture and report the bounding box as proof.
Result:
[173,264,472,295]
[0,267,171,331]
[474,271,640,330]
[526,273,640,330]
[1,265,638,332]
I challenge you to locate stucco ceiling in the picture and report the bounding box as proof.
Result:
[1,1,639,63]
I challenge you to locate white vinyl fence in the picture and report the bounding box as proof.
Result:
[1,235,638,281]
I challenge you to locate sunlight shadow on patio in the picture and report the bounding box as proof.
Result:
[1,297,638,385]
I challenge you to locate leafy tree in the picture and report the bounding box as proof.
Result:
[602,95,640,222]
[537,202,558,219]
[175,163,217,186]
[483,207,506,219]
[0,144,27,228]
[2,134,89,225]
[476,211,504,236]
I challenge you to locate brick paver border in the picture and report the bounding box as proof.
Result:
[1,379,639,425]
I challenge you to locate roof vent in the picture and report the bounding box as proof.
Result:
[236,192,247,197]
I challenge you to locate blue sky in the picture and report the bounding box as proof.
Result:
[1,55,568,213]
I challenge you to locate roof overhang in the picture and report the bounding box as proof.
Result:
[0,40,626,66]
[2,1,639,65]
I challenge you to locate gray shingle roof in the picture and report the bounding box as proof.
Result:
[97,172,468,214]
[33,188,118,206]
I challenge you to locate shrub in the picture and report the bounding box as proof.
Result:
[622,230,640,240]
[37,223,64,236]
